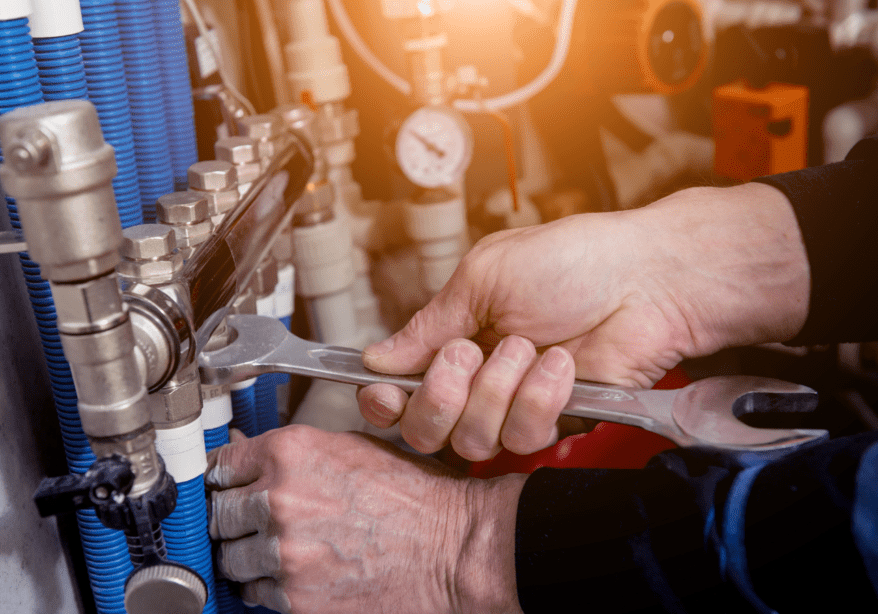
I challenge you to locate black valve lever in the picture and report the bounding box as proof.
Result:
[34,455,135,518]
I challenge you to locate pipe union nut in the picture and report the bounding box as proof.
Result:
[157,192,210,224]
[117,254,184,283]
[122,224,178,260]
[215,136,257,164]
[188,161,237,192]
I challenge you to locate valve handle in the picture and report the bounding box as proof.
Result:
[33,455,134,518]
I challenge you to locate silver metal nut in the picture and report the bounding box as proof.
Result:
[170,220,213,247]
[157,192,210,224]
[276,103,317,148]
[215,136,257,164]
[234,160,261,184]
[122,224,177,260]
[230,288,256,315]
[195,188,238,215]
[117,253,184,283]
[249,257,278,297]
[188,161,237,192]
[237,113,283,140]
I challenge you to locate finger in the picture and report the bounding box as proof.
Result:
[228,427,247,443]
[399,339,483,454]
[210,488,270,540]
[450,336,537,461]
[357,383,410,429]
[362,286,480,375]
[241,578,292,614]
[501,346,576,455]
[217,532,281,583]
[205,437,262,490]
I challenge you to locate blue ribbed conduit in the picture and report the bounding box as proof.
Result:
[2,16,133,614]
[254,375,281,434]
[161,475,219,614]
[115,0,173,222]
[33,35,88,101]
[79,0,144,228]
[231,384,260,439]
[152,0,198,191]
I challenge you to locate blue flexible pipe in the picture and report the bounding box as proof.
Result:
[2,16,132,614]
[115,0,173,222]
[152,0,198,191]
[33,35,89,101]
[255,375,281,434]
[161,475,219,614]
[231,384,259,439]
[79,0,144,228]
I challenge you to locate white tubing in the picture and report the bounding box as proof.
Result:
[154,419,208,483]
[202,393,234,430]
[230,377,258,391]
[29,0,83,38]
[0,0,32,21]
[325,0,578,112]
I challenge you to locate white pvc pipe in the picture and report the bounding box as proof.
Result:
[0,0,32,21]
[29,0,83,37]
[154,419,208,483]
[324,0,578,112]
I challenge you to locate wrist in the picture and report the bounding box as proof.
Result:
[632,183,810,354]
[455,473,527,614]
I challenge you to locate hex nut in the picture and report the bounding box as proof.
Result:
[188,160,237,191]
[254,138,277,159]
[170,220,213,246]
[237,113,283,140]
[249,258,278,297]
[215,136,257,164]
[117,253,184,283]
[157,192,210,224]
[235,160,261,184]
[195,188,238,215]
[122,224,177,260]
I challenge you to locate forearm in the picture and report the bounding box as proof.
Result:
[515,433,878,613]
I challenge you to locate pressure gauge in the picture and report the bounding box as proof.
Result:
[395,106,473,189]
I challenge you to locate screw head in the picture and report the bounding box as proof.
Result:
[157,191,210,224]
[8,129,51,172]
[188,161,237,191]
[215,136,257,164]
[121,224,177,260]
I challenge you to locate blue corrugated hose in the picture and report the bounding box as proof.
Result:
[79,0,144,228]
[2,16,133,614]
[161,475,219,614]
[231,384,260,439]
[33,34,88,101]
[115,0,173,222]
[152,0,198,191]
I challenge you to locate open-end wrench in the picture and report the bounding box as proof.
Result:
[199,315,828,459]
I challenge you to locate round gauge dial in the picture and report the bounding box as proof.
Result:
[395,106,473,189]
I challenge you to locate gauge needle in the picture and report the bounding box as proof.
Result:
[409,131,446,158]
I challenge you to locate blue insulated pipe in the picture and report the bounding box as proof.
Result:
[79,0,144,228]
[152,0,198,191]
[115,0,173,222]
[33,34,88,101]
[1,15,132,614]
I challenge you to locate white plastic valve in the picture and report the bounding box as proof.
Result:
[29,0,83,38]
[0,0,33,21]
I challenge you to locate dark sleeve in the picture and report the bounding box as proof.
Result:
[515,432,878,613]
[752,136,878,345]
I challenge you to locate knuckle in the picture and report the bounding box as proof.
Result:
[450,430,496,462]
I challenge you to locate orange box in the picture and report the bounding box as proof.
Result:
[712,81,808,181]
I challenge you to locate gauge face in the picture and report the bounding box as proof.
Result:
[395,106,473,188]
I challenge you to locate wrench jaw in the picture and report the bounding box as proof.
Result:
[198,315,293,386]
[670,376,827,459]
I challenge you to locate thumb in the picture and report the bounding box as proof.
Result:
[363,289,479,375]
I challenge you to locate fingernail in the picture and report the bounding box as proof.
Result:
[365,337,395,358]
[497,337,528,367]
[372,398,399,420]
[442,342,480,373]
[540,347,569,379]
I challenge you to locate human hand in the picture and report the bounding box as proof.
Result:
[358,182,810,461]
[205,426,526,614]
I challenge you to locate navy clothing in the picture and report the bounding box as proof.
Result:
[515,138,878,612]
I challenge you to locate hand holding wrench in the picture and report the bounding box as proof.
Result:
[199,315,828,459]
